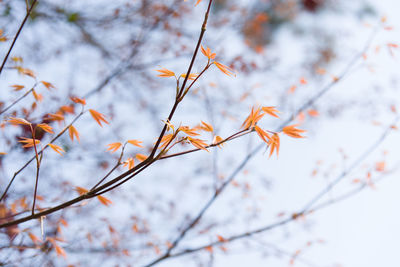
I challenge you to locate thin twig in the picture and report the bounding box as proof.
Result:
[149,0,214,159]
[0,0,38,77]
[299,115,400,214]
[0,0,379,230]
[0,109,85,202]
[90,144,126,191]
[142,26,381,266]
[0,86,35,116]
[145,116,397,264]
[30,124,41,215]
[0,0,215,228]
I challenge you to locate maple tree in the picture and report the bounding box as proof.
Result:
[0,0,399,266]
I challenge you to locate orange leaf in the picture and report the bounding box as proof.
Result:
[254,125,270,144]
[375,161,385,172]
[122,249,130,256]
[213,135,224,148]
[127,139,143,147]
[68,125,80,142]
[70,96,86,105]
[163,119,175,131]
[17,67,36,78]
[200,45,216,60]
[179,126,200,136]
[307,109,319,117]
[205,246,213,252]
[89,109,109,127]
[269,133,280,157]
[28,232,41,245]
[132,223,139,233]
[188,137,209,151]
[75,186,89,195]
[53,243,67,258]
[299,77,307,84]
[136,153,148,162]
[11,56,23,63]
[59,105,75,114]
[47,113,65,122]
[200,121,213,132]
[219,246,228,252]
[8,117,31,126]
[160,134,174,149]
[241,107,265,129]
[37,123,54,134]
[48,143,65,155]
[155,68,175,78]
[217,235,226,242]
[59,218,68,227]
[18,137,40,148]
[123,158,135,170]
[97,195,113,206]
[214,61,235,77]
[10,84,25,91]
[282,125,306,138]
[106,142,122,153]
[316,68,326,75]
[296,112,306,123]
[255,13,269,22]
[41,81,55,90]
[180,73,198,80]
[262,106,280,118]
[288,85,297,94]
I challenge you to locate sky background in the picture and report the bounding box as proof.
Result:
[1,0,400,266]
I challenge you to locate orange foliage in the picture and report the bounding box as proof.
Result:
[282,125,306,138]
[89,109,109,127]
